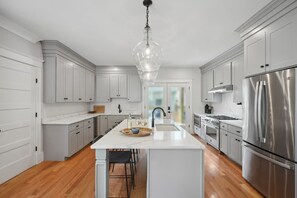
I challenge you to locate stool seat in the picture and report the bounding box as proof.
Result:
[110,151,132,163]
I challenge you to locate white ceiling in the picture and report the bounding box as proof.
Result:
[0,0,270,67]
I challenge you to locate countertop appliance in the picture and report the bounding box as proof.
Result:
[204,115,238,149]
[204,104,213,114]
[242,68,296,198]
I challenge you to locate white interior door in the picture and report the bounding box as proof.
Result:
[0,56,36,184]
[144,82,191,131]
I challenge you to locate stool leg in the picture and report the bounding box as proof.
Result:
[124,163,130,198]
[129,160,135,188]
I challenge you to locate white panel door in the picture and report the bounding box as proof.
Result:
[0,56,36,184]
[56,56,66,102]
[65,61,73,102]
[127,74,141,102]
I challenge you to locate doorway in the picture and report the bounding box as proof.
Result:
[144,81,192,131]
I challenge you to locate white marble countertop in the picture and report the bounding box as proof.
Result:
[42,112,141,125]
[220,120,243,128]
[91,119,205,150]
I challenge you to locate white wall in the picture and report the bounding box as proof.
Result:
[43,103,89,118]
[207,93,243,118]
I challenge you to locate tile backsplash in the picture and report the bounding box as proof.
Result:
[209,93,243,119]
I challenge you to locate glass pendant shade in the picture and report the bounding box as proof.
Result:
[137,69,158,83]
[133,28,163,73]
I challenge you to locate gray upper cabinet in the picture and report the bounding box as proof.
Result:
[201,70,220,102]
[96,74,110,103]
[86,70,95,102]
[42,41,96,103]
[214,62,231,87]
[232,55,244,103]
[244,9,297,77]
[56,55,74,102]
[110,74,127,98]
[128,74,142,102]
[73,64,86,102]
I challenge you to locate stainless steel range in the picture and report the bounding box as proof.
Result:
[204,115,238,150]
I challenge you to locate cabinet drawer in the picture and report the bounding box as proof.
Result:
[69,122,84,131]
[84,118,94,126]
[220,123,228,130]
[229,125,242,136]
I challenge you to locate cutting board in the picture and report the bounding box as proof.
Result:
[94,105,105,113]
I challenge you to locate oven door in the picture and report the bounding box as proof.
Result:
[206,124,219,149]
[194,115,201,128]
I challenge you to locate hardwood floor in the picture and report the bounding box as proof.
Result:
[0,136,263,198]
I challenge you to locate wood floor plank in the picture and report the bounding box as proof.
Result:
[0,136,264,198]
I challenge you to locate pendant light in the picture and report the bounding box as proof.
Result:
[133,0,163,83]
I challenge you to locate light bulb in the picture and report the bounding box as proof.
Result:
[145,47,151,55]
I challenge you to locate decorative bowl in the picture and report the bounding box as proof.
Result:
[131,128,140,134]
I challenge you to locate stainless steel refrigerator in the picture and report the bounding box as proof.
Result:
[242,68,296,198]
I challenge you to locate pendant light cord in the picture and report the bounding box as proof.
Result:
[145,5,150,47]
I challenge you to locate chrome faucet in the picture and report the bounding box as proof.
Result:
[151,107,166,127]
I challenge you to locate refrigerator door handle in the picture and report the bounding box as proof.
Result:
[245,145,294,170]
[258,81,264,142]
[262,81,267,143]
[254,81,260,141]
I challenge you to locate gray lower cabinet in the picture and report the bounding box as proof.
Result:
[108,115,127,130]
[100,116,109,135]
[44,118,94,161]
[219,123,242,165]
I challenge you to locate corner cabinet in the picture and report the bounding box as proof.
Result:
[128,74,142,102]
[110,74,127,98]
[201,70,220,102]
[96,74,111,103]
[244,9,297,77]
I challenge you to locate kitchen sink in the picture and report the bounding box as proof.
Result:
[155,124,180,131]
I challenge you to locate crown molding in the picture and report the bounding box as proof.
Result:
[200,42,243,73]
[0,14,41,43]
[235,0,297,40]
[41,40,96,71]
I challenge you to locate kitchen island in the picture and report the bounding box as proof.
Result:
[91,119,205,198]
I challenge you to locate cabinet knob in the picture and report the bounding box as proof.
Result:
[220,82,223,85]
[64,98,68,100]
[260,65,264,68]
[79,98,82,100]
[236,130,240,133]
[89,98,92,101]
[205,98,208,100]
[225,134,227,136]
[265,64,269,67]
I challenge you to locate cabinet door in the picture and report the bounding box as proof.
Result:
[77,129,84,151]
[96,74,110,102]
[232,55,244,103]
[220,130,228,154]
[205,70,214,101]
[108,115,118,130]
[86,70,95,102]
[73,65,86,102]
[223,62,231,85]
[266,11,297,72]
[56,56,66,102]
[69,130,77,156]
[244,30,266,77]
[201,73,207,102]
[100,116,109,135]
[65,61,74,102]
[118,74,127,98]
[88,124,94,143]
[229,133,242,165]
[214,66,224,87]
[109,74,119,98]
[128,75,141,102]
[83,126,89,146]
